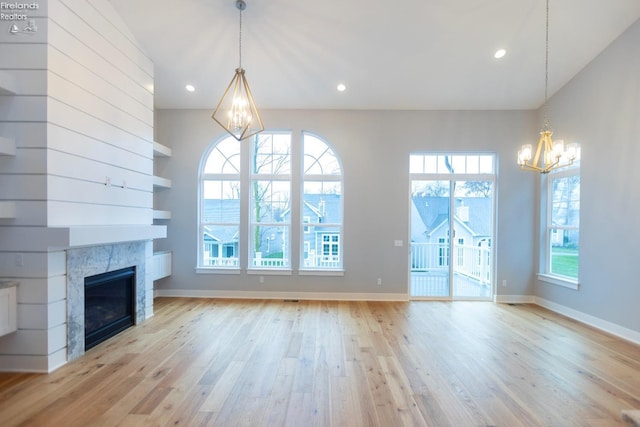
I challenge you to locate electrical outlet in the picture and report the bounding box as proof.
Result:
[259,276,264,284]
[502,279,507,287]
[377,278,382,285]
[15,253,24,267]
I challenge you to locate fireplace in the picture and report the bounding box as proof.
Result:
[84,267,135,350]
[67,242,149,361]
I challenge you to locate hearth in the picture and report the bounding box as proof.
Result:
[84,266,135,350]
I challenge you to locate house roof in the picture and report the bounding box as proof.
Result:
[412,195,492,238]
[203,193,342,228]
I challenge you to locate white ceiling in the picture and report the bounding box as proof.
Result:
[108,0,640,111]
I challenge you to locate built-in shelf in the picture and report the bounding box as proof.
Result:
[0,71,17,95]
[152,251,172,281]
[153,141,172,158]
[0,201,16,219]
[153,210,171,220]
[0,282,18,337]
[0,136,16,156]
[152,175,172,189]
[153,141,171,223]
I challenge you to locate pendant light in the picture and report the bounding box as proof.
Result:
[517,0,578,173]
[212,0,264,141]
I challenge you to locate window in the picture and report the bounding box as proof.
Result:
[250,133,291,268]
[410,153,494,175]
[200,138,240,268]
[302,133,343,270]
[198,131,343,273]
[540,164,580,287]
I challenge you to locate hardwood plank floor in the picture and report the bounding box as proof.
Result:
[0,298,639,426]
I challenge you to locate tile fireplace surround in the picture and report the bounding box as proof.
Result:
[66,241,149,361]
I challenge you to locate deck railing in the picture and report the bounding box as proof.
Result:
[411,242,491,285]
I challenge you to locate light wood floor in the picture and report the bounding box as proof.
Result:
[0,298,639,426]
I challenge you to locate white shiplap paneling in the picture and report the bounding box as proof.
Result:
[48,72,152,141]
[47,19,152,109]
[47,150,152,192]
[47,124,152,174]
[47,202,152,227]
[47,98,152,158]
[0,96,47,122]
[0,0,155,373]
[15,276,66,305]
[48,47,152,125]
[47,175,152,207]
[0,122,46,149]
[0,251,66,279]
[0,175,47,200]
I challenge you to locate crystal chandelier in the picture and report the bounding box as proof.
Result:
[212,0,264,141]
[517,0,578,173]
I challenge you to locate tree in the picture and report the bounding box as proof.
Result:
[252,134,291,256]
[461,181,493,197]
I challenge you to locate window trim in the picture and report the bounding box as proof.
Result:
[300,131,344,272]
[537,273,579,290]
[539,165,580,289]
[198,131,343,275]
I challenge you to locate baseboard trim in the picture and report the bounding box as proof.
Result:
[154,289,409,302]
[534,297,640,346]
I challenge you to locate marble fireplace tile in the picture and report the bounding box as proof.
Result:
[66,242,147,361]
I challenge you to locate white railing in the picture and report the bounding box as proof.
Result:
[411,242,491,285]
[253,258,288,267]
[303,256,341,269]
[204,256,341,269]
[204,257,239,267]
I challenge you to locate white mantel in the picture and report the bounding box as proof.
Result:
[0,225,166,252]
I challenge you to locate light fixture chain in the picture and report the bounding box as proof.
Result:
[239,4,243,68]
[543,0,550,131]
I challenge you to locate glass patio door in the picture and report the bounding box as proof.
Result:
[409,154,495,300]
[410,179,452,297]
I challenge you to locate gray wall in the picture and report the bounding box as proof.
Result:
[534,19,640,332]
[154,108,537,298]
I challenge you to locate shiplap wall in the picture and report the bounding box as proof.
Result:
[0,0,154,372]
[47,0,154,226]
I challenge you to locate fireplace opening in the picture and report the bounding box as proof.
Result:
[84,266,135,350]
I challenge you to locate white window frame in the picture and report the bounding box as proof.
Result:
[538,166,580,290]
[197,131,343,276]
[300,132,344,274]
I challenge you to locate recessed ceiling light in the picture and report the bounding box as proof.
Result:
[337,83,346,92]
[185,84,195,92]
[494,49,507,59]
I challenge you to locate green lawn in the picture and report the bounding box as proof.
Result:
[551,248,579,279]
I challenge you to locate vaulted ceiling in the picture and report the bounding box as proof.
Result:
[108,0,640,111]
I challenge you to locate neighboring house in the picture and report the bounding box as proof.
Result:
[202,193,342,268]
[411,195,492,279]
[284,193,342,268]
[202,199,240,266]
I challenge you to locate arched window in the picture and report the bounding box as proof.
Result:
[198,131,343,273]
[250,132,292,268]
[200,138,241,268]
[302,133,343,271]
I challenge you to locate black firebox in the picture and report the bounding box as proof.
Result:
[84,266,135,350]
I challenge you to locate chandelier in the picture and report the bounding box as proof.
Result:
[517,0,578,173]
[212,0,264,141]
